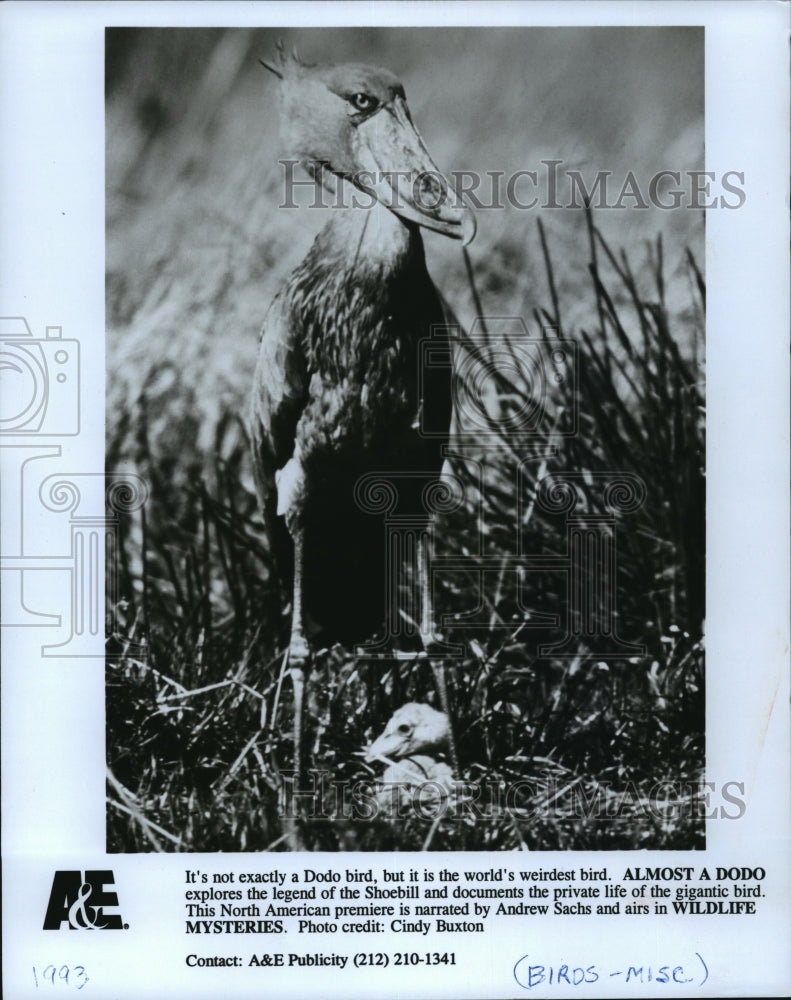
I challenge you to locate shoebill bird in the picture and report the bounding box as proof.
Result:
[248,47,475,795]
[365,703,456,813]
[365,702,455,768]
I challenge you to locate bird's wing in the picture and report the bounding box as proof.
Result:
[248,287,309,507]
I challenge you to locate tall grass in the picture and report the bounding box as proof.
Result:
[106,216,704,853]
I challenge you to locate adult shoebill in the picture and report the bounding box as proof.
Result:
[249,48,475,776]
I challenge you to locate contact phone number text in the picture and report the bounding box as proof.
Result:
[356,952,456,968]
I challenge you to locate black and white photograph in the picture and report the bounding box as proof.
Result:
[1,3,789,998]
[106,25,706,853]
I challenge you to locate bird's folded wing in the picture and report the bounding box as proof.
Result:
[248,288,309,503]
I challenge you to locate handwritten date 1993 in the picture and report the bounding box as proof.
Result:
[32,965,90,990]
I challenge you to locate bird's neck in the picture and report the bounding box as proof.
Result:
[313,189,424,277]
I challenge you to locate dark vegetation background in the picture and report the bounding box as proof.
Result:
[105,27,705,851]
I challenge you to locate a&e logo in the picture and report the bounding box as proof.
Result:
[43,870,127,930]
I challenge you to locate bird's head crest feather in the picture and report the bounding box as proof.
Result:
[258,40,314,80]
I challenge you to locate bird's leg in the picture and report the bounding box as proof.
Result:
[430,660,459,778]
[276,454,311,781]
[279,521,310,853]
[289,522,311,663]
[419,532,459,778]
[289,522,310,781]
[418,530,435,649]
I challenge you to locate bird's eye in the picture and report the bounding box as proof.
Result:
[350,92,377,113]
[397,724,411,734]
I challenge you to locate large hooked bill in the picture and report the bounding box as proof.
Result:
[351,95,476,245]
